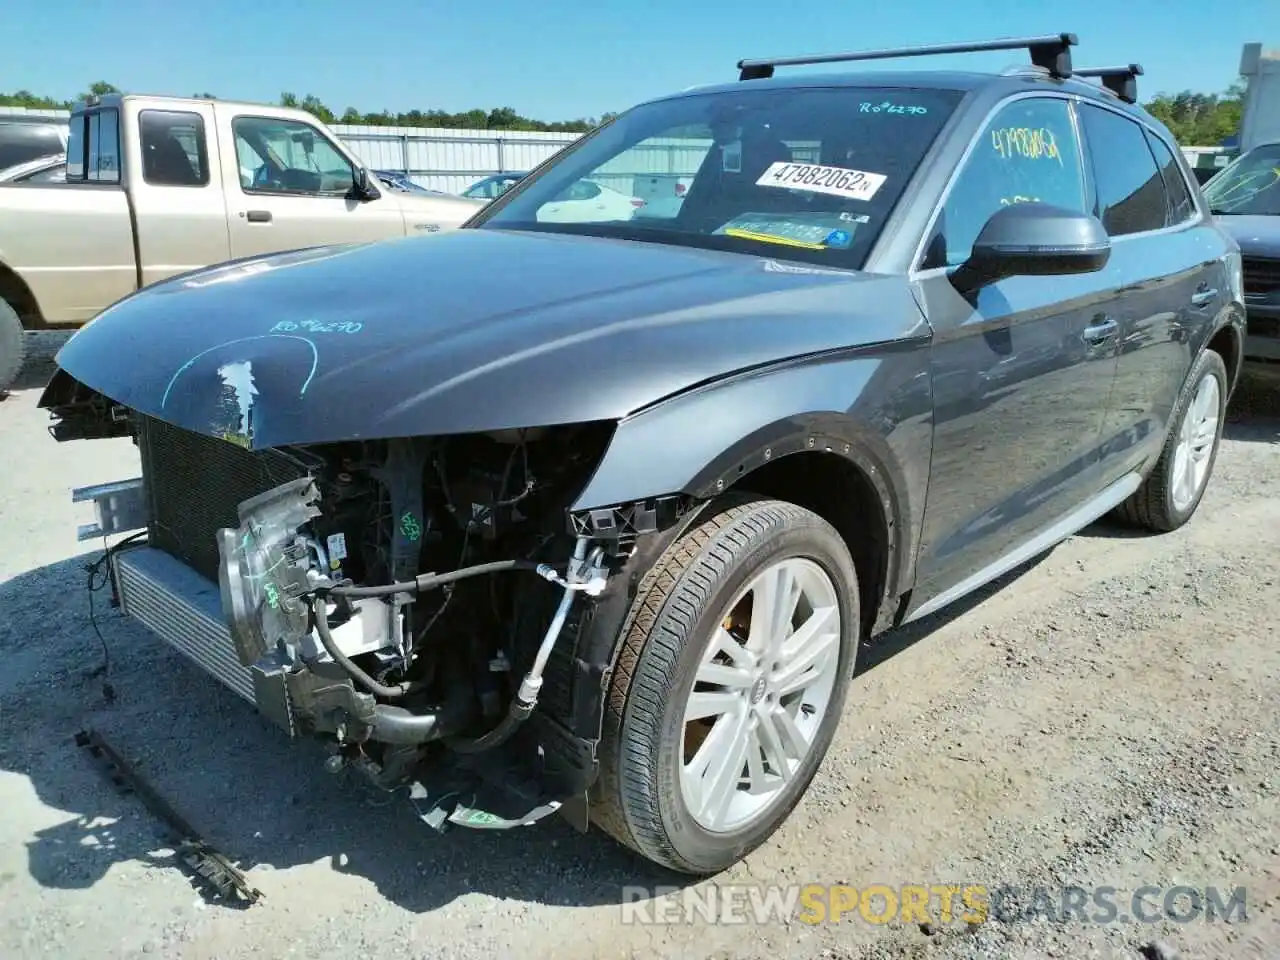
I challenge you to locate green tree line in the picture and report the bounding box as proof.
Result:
[0,81,609,133]
[0,78,1245,144]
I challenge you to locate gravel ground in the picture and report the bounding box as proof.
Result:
[1,333,1278,960]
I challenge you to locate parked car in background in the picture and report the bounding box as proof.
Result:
[373,169,454,197]
[1203,139,1280,375]
[464,170,643,220]
[0,153,65,184]
[39,35,1245,877]
[535,178,646,222]
[462,171,526,200]
[0,115,68,169]
[0,93,483,391]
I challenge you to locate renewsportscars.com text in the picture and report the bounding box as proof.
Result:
[620,883,1249,927]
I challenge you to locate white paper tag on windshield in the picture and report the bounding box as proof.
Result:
[756,161,886,201]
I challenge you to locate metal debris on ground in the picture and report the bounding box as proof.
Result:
[73,728,264,905]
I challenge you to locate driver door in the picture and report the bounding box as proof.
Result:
[217,108,405,258]
[907,95,1122,613]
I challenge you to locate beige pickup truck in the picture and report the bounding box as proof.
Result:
[0,93,485,390]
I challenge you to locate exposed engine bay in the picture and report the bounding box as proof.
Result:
[48,384,690,830]
[219,426,614,761]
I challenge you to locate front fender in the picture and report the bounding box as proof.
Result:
[571,342,934,598]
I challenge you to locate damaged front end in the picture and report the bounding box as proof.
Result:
[50,385,689,831]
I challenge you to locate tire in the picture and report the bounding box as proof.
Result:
[1113,348,1228,532]
[591,495,860,875]
[0,297,25,394]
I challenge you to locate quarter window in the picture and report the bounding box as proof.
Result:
[1078,104,1168,236]
[924,98,1087,268]
[232,116,355,196]
[139,110,209,187]
[1144,129,1196,226]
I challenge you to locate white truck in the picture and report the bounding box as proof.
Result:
[0,93,484,391]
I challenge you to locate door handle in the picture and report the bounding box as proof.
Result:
[1190,286,1218,309]
[1082,316,1118,344]
[245,209,272,223]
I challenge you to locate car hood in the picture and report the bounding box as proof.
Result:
[1214,215,1280,258]
[44,229,924,448]
[394,190,485,227]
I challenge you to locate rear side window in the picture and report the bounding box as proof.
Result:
[139,109,209,187]
[1144,130,1196,226]
[1078,104,1166,236]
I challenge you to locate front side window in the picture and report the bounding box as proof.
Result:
[1202,142,1280,216]
[139,109,209,187]
[1078,104,1168,236]
[465,175,522,199]
[474,85,965,270]
[923,97,1087,268]
[232,116,355,196]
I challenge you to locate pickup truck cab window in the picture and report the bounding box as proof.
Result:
[66,108,121,183]
[475,85,964,271]
[923,96,1087,268]
[1077,103,1168,237]
[139,110,209,187]
[232,116,355,196]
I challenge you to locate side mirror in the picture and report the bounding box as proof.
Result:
[352,167,381,202]
[950,202,1111,296]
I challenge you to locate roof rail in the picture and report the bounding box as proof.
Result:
[737,33,1078,82]
[1074,64,1144,103]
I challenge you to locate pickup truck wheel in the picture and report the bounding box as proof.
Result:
[591,496,859,875]
[0,297,25,394]
[1114,348,1227,532]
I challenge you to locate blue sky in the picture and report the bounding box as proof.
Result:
[3,0,1276,121]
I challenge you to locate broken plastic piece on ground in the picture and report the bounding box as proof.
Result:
[73,728,264,905]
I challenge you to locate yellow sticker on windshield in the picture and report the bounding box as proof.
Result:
[722,227,828,250]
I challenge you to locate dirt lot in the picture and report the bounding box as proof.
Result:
[1,334,1278,960]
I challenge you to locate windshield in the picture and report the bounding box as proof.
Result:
[1203,142,1280,216]
[472,85,965,269]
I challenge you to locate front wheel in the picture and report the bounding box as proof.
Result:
[591,496,860,875]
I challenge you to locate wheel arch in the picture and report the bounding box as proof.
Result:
[561,351,931,750]
[1204,317,1243,397]
[0,261,45,330]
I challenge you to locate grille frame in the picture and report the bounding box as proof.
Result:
[1242,256,1280,296]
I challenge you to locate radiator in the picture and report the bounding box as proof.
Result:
[137,417,309,582]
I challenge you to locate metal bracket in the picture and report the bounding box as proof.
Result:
[72,478,147,542]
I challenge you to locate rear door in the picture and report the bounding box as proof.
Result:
[909,94,1121,610]
[1074,103,1224,487]
[218,109,405,258]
